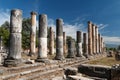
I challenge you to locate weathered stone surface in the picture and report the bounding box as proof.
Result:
[36,14,48,62]
[67,39,75,58]
[64,67,78,77]
[68,75,94,80]
[78,64,111,80]
[88,21,93,55]
[107,50,113,57]
[83,33,89,58]
[55,18,64,60]
[115,51,120,60]
[49,27,54,55]
[4,9,22,67]
[29,11,37,56]
[92,24,96,54]
[63,32,67,54]
[76,31,83,57]
[95,26,99,54]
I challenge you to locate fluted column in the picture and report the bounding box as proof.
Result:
[92,24,96,54]
[95,26,99,54]
[63,32,67,54]
[88,21,93,55]
[4,9,22,67]
[29,11,37,56]
[49,27,54,55]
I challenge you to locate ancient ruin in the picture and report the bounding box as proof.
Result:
[4,9,22,67]
[0,8,118,80]
[76,31,83,57]
[36,14,48,62]
[29,11,37,56]
[55,18,64,60]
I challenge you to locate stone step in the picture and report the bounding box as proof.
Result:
[0,55,105,80]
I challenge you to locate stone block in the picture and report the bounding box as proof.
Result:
[64,67,77,77]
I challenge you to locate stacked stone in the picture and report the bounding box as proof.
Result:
[92,24,96,54]
[76,31,83,57]
[67,39,75,58]
[36,14,48,62]
[4,9,22,67]
[29,11,37,56]
[49,27,54,55]
[55,18,64,60]
[95,26,99,54]
[83,33,88,58]
[88,21,93,55]
[63,32,67,54]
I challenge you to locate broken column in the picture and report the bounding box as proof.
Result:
[29,11,37,56]
[76,31,83,57]
[63,32,67,54]
[4,9,22,67]
[92,24,96,54]
[49,27,54,55]
[67,39,75,58]
[95,26,99,54]
[83,33,88,58]
[88,21,93,55]
[36,14,48,62]
[55,18,64,60]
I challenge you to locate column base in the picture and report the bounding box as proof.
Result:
[35,58,50,63]
[4,58,22,67]
[54,56,65,60]
[28,52,36,57]
[67,55,75,58]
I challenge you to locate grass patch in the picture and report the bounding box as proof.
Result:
[87,56,120,66]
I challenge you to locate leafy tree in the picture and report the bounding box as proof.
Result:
[0,21,10,48]
[22,18,31,50]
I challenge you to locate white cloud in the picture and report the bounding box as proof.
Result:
[103,36,120,45]
[97,24,109,30]
[0,9,10,26]
[47,18,86,39]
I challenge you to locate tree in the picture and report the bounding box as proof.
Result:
[22,18,31,50]
[0,21,10,48]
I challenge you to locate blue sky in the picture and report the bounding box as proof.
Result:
[0,0,120,45]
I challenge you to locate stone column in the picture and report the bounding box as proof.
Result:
[88,21,93,55]
[92,24,96,54]
[49,27,54,55]
[55,18,64,60]
[36,14,48,62]
[67,39,75,58]
[4,9,22,67]
[83,33,88,58]
[76,31,83,57]
[101,37,103,53]
[29,11,37,56]
[98,34,101,53]
[95,26,99,54]
[63,32,67,54]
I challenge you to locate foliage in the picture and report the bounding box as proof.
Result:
[0,21,10,48]
[22,18,31,49]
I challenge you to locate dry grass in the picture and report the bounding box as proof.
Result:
[87,56,120,66]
